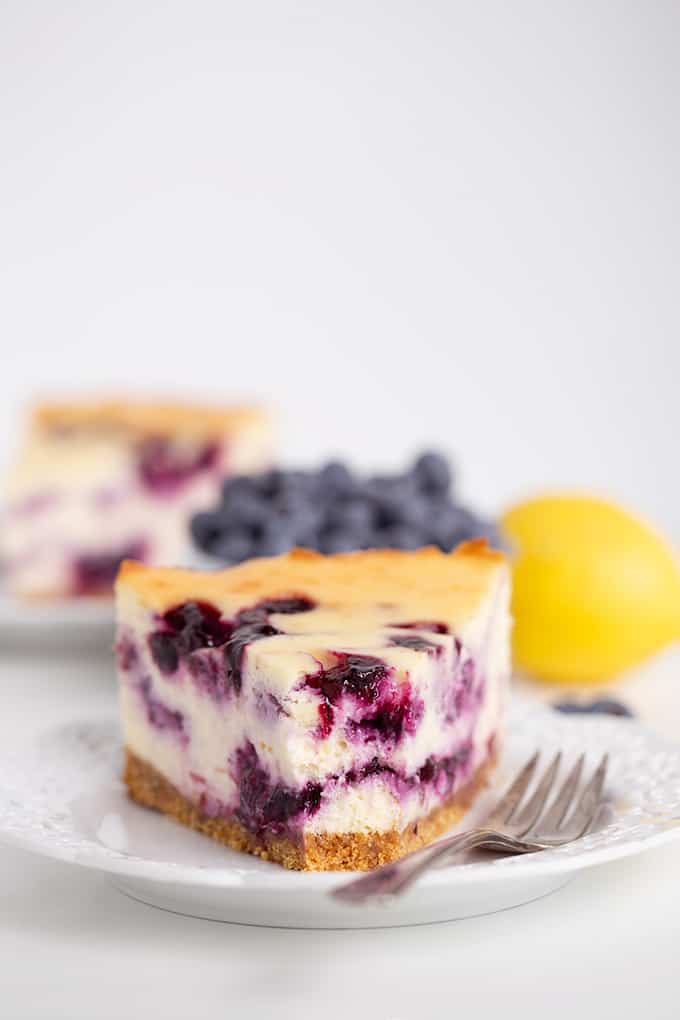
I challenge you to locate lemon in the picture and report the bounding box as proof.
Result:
[500,494,680,683]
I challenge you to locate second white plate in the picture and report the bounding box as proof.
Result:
[0,586,114,638]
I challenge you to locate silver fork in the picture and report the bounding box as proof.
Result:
[332,750,608,904]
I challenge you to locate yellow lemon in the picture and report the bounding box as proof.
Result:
[500,494,680,683]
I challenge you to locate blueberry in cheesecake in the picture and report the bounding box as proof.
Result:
[1,398,271,598]
[116,541,510,871]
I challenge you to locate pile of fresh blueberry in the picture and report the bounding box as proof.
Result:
[190,451,500,564]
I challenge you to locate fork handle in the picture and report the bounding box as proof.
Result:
[333,829,496,903]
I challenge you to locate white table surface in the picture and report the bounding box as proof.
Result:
[2,638,679,1020]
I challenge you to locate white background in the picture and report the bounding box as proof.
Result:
[1,1,679,533]
[2,4,680,1019]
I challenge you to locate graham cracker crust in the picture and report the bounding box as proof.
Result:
[123,748,497,872]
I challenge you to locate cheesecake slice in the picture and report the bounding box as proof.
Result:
[1,398,271,598]
[116,542,510,870]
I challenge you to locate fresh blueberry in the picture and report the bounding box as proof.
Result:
[210,531,254,564]
[381,524,426,550]
[395,496,432,531]
[272,489,314,520]
[366,475,414,498]
[282,470,318,497]
[319,528,360,553]
[426,503,478,550]
[319,461,354,494]
[413,451,452,495]
[358,528,382,550]
[253,519,296,556]
[257,469,289,499]
[553,698,634,718]
[291,505,325,545]
[553,701,588,715]
[190,512,223,549]
[221,491,271,528]
[221,474,259,502]
[589,698,634,718]
[326,498,375,534]
[366,476,419,528]
[264,470,307,501]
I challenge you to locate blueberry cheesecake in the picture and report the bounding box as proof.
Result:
[116,541,510,871]
[1,399,271,598]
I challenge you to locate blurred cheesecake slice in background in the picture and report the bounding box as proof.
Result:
[1,398,271,599]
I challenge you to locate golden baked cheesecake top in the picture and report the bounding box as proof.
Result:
[116,540,507,625]
[31,397,268,440]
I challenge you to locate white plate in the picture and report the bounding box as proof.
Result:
[1,696,680,928]
[0,591,113,629]
[0,587,114,641]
